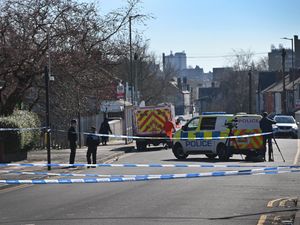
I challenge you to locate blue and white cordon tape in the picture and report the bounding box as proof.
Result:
[1,163,297,168]
[1,168,299,184]
[62,130,274,141]
[1,166,299,178]
[0,126,273,140]
[0,127,46,132]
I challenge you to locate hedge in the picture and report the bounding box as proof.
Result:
[0,110,41,155]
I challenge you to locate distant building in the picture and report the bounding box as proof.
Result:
[268,47,293,72]
[212,67,233,81]
[165,80,191,115]
[294,35,300,69]
[163,51,187,71]
[180,65,204,79]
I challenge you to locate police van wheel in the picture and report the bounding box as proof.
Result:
[205,154,217,159]
[217,144,230,161]
[172,144,188,159]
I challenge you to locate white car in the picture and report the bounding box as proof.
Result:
[273,115,299,139]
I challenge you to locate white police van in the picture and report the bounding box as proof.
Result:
[172,113,264,160]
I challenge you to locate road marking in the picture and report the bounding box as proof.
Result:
[279,199,289,207]
[267,198,286,208]
[257,215,267,225]
[293,139,300,165]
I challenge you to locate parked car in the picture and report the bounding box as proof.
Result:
[273,115,299,139]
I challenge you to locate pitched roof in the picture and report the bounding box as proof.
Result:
[261,75,299,93]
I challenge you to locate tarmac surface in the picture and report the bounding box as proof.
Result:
[0,139,135,189]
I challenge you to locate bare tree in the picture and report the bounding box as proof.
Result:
[0,0,141,116]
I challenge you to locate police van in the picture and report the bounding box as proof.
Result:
[172,113,264,160]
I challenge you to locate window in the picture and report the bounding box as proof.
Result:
[200,117,216,130]
[185,117,199,131]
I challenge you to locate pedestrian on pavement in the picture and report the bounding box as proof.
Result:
[68,119,78,166]
[164,117,176,148]
[86,126,100,168]
[99,117,112,145]
[259,112,276,161]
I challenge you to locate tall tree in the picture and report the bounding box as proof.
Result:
[0,0,141,116]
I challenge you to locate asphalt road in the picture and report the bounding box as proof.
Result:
[0,138,299,225]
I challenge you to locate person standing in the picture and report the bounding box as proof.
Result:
[68,119,78,166]
[86,126,100,168]
[164,117,176,148]
[99,118,112,145]
[259,112,276,161]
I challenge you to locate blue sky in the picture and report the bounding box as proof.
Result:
[96,0,300,72]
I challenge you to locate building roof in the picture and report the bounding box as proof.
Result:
[262,75,300,93]
[286,76,300,90]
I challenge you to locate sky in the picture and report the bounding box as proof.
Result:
[95,0,300,72]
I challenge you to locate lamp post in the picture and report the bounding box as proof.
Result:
[44,66,51,171]
[281,37,295,110]
[248,70,252,114]
[281,48,287,114]
[0,80,5,106]
[129,15,144,105]
[0,80,5,162]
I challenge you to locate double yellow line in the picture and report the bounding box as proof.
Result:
[257,197,298,225]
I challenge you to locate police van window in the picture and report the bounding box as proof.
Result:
[200,117,217,130]
[186,118,199,131]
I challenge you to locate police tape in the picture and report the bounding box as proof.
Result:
[0,126,273,140]
[0,163,298,169]
[0,127,46,132]
[1,166,298,178]
[1,169,299,184]
[77,131,274,141]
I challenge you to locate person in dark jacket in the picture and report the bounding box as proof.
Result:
[99,118,112,145]
[68,119,78,166]
[259,112,276,161]
[86,126,100,167]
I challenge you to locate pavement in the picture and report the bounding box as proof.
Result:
[0,139,135,189]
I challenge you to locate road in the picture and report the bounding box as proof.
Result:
[0,139,299,225]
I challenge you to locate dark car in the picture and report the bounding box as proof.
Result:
[273,115,299,139]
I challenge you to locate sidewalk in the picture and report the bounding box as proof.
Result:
[0,140,135,189]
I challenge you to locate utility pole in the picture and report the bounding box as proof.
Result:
[129,15,144,105]
[77,86,81,148]
[282,37,295,110]
[134,52,139,105]
[129,16,134,105]
[248,70,252,114]
[281,48,287,114]
[44,66,51,171]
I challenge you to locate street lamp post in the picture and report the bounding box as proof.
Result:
[248,70,252,114]
[44,66,51,171]
[281,48,287,114]
[281,37,295,110]
[0,80,5,108]
[129,15,144,105]
[129,16,133,104]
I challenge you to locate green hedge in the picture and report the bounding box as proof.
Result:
[0,110,41,154]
